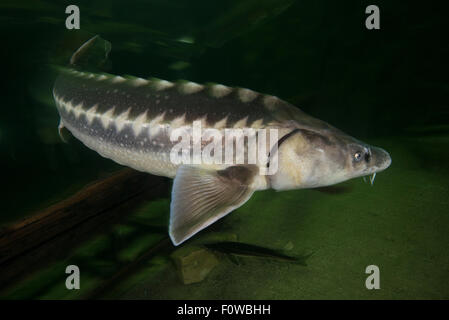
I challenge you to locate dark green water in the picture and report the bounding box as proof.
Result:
[0,0,448,299]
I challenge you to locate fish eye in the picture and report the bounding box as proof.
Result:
[354,151,363,162]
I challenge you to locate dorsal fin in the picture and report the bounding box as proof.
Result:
[69,35,111,70]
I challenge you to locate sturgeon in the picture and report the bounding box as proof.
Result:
[53,36,391,245]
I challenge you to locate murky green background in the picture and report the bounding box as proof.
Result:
[0,0,448,299]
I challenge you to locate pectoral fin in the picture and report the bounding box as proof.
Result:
[169,165,258,246]
[58,118,71,143]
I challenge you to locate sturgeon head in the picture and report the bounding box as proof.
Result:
[268,107,392,190]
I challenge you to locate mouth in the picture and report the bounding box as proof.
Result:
[362,147,391,185]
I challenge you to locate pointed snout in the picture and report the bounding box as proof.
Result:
[371,146,392,172]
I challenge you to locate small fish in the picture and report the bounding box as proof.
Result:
[204,241,311,266]
[53,36,392,246]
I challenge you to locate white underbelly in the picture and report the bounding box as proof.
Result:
[64,120,178,178]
